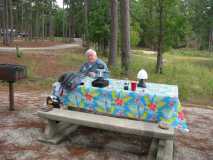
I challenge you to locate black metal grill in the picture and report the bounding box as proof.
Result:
[0,64,27,111]
[0,64,27,82]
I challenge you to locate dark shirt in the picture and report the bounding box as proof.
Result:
[79,58,109,78]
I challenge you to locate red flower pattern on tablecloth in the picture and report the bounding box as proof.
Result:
[85,93,93,101]
[149,103,157,111]
[169,101,175,107]
[115,98,124,106]
[178,111,184,120]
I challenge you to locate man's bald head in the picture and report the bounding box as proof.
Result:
[85,49,97,63]
[85,49,97,56]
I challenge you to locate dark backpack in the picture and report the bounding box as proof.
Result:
[58,63,97,90]
[59,72,84,90]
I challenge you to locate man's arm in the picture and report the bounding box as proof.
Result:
[80,63,96,77]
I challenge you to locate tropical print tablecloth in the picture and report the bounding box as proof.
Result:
[57,77,188,132]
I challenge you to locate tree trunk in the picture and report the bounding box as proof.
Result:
[49,15,54,39]
[2,0,6,44]
[156,0,164,74]
[42,11,45,40]
[35,3,39,39]
[62,0,66,40]
[209,29,213,53]
[29,0,33,40]
[0,0,2,41]
[16,1,21,34]
[68,2,74,42]
[149,1,154,50]
[8,0,13,42]
[3,0,9,46]
[108,0,118,66]
[84,0,89,48]
[21,0,24,33]
[69,14,74,42]
[120,0,130,75]
[6,0,9,44]
[49,0,54,39]
[0,9,2,41]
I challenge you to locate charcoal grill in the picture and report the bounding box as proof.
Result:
[0,64,27,111]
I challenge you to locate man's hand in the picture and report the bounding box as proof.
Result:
[88,72,96,78]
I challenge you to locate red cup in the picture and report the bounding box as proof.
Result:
[131,81,137,91]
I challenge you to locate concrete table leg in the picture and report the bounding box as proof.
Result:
[38,121,79,144]
[44,120,58,139]
[157,140,174,160]
[147,138,158,160]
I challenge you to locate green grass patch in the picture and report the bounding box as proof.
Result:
[110,51,213,101]
[58,52,86,67]
[169,48,213,57]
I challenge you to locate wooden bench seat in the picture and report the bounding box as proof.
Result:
[37,108,174,160]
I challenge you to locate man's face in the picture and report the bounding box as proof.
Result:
[87,53,97,63]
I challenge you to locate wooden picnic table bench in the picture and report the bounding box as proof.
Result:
[37,108,174,160]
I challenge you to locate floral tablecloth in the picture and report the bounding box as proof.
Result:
[58,77,188,132]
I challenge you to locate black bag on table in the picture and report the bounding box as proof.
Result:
[58,72,84,90]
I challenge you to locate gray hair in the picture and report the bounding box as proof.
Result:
[85,49,97,56]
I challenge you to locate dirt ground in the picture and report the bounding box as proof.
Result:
[0,90,212,160]
[0,53,79,79]
[0,48,83,93]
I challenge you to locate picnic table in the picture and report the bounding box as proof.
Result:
[38,77,189,159]
[59,77,188,132]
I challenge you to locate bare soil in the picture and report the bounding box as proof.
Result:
[0,52,79,78]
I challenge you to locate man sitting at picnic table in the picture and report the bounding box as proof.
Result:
[80,49,109,78]
[46,49,109,109]
[58,49,109,83]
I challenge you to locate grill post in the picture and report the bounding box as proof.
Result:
[9,81,15,111]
